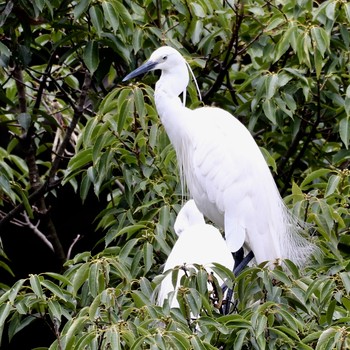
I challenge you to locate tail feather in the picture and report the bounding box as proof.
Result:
[280,203,318,268]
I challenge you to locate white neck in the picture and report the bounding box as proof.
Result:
[155,62,189,99]
[154,62,190,139]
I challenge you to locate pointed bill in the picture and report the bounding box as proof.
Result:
[122,60,158,81]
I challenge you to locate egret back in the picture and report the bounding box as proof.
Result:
[157,221,235,308]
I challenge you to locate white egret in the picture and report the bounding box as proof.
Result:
[123,46,317,268]
[157,200,234,309]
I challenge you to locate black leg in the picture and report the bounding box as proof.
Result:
[223,249,254,315]
[233,247,244,269]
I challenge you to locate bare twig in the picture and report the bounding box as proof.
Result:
[67,234,81,260]
[115,179,125,193]
[21,213,54,252]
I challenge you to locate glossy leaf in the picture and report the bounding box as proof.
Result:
[83,41,100,74]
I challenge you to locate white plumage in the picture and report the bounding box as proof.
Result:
[157,200,234,308]
[123,46,316,267]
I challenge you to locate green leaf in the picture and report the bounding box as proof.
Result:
[345,87,350,117]
[0,41,11,58]
[189,18,204,45]
[345,3,350,22]
[131,290,150,308]
[88,261,101,297]
[64,317,88,348]
[190,335,206,350]
[324,174,340,197]
[89,5,104,36]
[167,331,190,350]
[0,302,11,330]
[43,273,72,287]
[7,279,25,303]
[101,33,131,63]
[234,329,249,349]
[111,0,133,30]
[66,148,93,175]
[72,263,90,295]
[15,184,33,219]
[310,27,329,57]
[117,238,138,260]
[75,333,98,350]
[88,294,101,320]
[17,113,31,131]
[159,205,170,232]
[29,274,44,298]
[189,3,206,17]
[315,327,338,350]
[313,47,323,78]
[326,299,336,325]
[48,299,62,322]
[8,314,36,343]
[133,86,146,120]
[255,313,267,337]
[271,268,291,286]
[260,147,277,173]
[211,263,235,289]
[262,99,276,124]
[339,116,349,149]
[296,32,311,67]
[268,327,295,343]
[300,169,332,189]
[266,15,285,32]
[325,1,336,20]
[105,225,146,246]
[132,27,143,54]
[73,0,91,20]
[80,173,92,203]
[266,74,279,99]
[283,259,300,279]
[341,297,350,311]
[0,260,14,277]
[340,272,350,294]
[302,330,323,344]
[102,1,119,33]
[0,302,11,347]
[83,41,100,75]
[139,277,153,298]
[117,99,132,135]
[143,242,153,274]
[41,279,68,301]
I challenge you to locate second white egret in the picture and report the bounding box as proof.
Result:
[157,200,234,309]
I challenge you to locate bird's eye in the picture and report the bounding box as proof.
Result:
[162,56,167,61]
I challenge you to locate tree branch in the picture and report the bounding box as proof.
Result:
[0,70,92,266]
[67,234,81,260]
[21,213,55,252]
[202,1,244,103]
[48,70,91,180]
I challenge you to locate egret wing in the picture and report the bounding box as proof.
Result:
[187,107,271,251]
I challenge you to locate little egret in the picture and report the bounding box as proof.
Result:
[157,200,234,309]
[123,46,316,268]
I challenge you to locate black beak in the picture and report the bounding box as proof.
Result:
[122,60,158,82]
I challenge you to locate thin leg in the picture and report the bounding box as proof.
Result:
[223,248,254,315]
[233,247,244,269]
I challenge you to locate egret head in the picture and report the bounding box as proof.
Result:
[174,200,205,236]
[122,46,187,82]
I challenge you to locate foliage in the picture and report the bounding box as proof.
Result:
[0,0,349,348]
